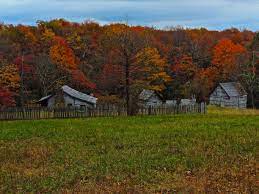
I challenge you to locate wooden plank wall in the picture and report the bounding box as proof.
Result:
[0,103,206,121]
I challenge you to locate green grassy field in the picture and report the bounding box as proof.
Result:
[0,107,258,193]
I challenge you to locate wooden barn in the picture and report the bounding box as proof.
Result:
[38,85,97,109]
[138,89,163,107]
[209,82,247,108]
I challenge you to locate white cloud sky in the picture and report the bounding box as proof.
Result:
[0,0,258,30]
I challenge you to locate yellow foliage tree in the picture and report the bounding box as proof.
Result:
[42,28,55,41]
[133,47,171,92]
[0,64,20,93]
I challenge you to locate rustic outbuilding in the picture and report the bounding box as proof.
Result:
[38,85,97,109]
[166,98,196,106]
[138,89,163,107]
[209,82,247,108]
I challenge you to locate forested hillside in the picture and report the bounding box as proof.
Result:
[0,19,258,110]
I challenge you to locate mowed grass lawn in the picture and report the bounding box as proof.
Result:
[0,107,258,193]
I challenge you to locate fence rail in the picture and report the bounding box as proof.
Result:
[0,103,206,121]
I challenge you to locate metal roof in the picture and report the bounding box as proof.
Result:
[138,89,162,101]
[139,89,155,101]
[62,85,97,104]
[219,82,247,97]
[38,95,53,102]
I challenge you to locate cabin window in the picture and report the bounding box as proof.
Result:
[80,105,86,109]
[67,103,72,107]
[79,105,86,112]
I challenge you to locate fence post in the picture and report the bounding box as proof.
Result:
[117,105,120,116]
[148,106,152,115]
[202,102,207,114]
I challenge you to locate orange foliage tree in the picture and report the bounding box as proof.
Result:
[50,36,96,92]
[50,36,77,70]
[212,39,247,81]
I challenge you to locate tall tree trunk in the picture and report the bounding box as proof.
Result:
[125,56,130,115]
[20,54,24,106]
[251,51,256,109]
[250,89,255,109]
[20,53,25,118]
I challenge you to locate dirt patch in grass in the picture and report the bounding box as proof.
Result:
[181,158,257,193]
[62,177,148,193]
[59,157,258,193]
[0,138,57,192]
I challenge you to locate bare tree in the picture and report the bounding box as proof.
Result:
[241,51,259,109]
[35,55,67,96]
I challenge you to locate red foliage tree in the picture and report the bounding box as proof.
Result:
[13,54,34,73]
[0,87,15,108]
[172,55,197,81]
[98,63,124,94]
[71,70,96,90]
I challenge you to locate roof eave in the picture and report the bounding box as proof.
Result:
[63,91,97,104]
[37,95,53,103]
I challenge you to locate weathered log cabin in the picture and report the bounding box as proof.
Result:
[209,82,247,108]
[38,85,97,109]
[138,89,163,108]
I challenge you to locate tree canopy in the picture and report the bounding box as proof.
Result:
[0,19,257,109]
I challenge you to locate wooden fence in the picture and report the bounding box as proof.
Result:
[0,103,206,121]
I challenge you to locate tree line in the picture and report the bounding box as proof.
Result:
[0,19,258,111]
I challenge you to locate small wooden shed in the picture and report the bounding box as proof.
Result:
[38,85,97,109]
[209,82,247,108]
[138,89,163,107]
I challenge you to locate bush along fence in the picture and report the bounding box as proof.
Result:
[0,103,206,121]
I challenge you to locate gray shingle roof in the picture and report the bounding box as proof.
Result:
[219,82,247,97]
[139,89,155,101]
[139,89,162,101]
[62,85,97,104]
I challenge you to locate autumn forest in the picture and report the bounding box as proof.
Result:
[0,19,258,110]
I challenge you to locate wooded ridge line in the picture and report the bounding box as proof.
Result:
[0,19,258,110]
